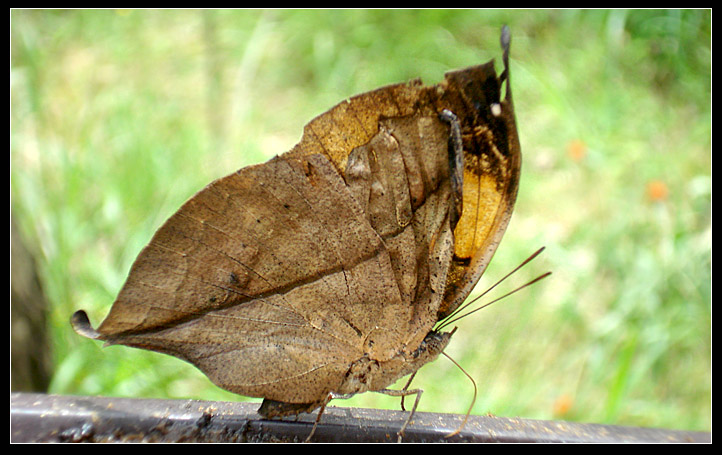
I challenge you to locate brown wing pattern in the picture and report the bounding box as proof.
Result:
[72,32,521,405]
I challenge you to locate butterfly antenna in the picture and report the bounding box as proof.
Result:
[441,351,477,439]
[439,271,551,331]
[437,247,547,331]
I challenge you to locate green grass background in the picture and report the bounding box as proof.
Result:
[11,9,710,433]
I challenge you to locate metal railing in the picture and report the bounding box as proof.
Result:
[11,393,710,443]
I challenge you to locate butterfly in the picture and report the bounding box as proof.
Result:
[72,26,522,442]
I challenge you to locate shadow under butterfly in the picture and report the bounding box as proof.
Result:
[72,26,546,442]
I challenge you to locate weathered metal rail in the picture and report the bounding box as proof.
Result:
[11,393,710,443]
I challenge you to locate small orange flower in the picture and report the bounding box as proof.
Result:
[646,180,669,202]
[567,139,587,162]
[553,394,573,417]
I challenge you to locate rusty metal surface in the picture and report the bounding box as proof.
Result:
[11,393,710,443]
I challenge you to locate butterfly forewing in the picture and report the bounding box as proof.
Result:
[436,60,522,320]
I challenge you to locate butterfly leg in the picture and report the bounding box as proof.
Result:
[376,387,424,443]
[305,393,331,442]
[439,109,464,229]
[398,371,418,411]
[304,392,357,442]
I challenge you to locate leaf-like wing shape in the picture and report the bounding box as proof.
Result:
[72,31,521,405]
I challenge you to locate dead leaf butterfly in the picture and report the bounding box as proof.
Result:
[72,26,523,441]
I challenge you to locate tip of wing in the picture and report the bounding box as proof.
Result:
[70,310,102,340]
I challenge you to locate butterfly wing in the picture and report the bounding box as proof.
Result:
[72,32,521,405]
[73,101,460,404]
[78,151,416,403]
[435,43,522,319]
[284,53,522,324]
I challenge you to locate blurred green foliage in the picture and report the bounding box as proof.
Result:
[11,9,710,432]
